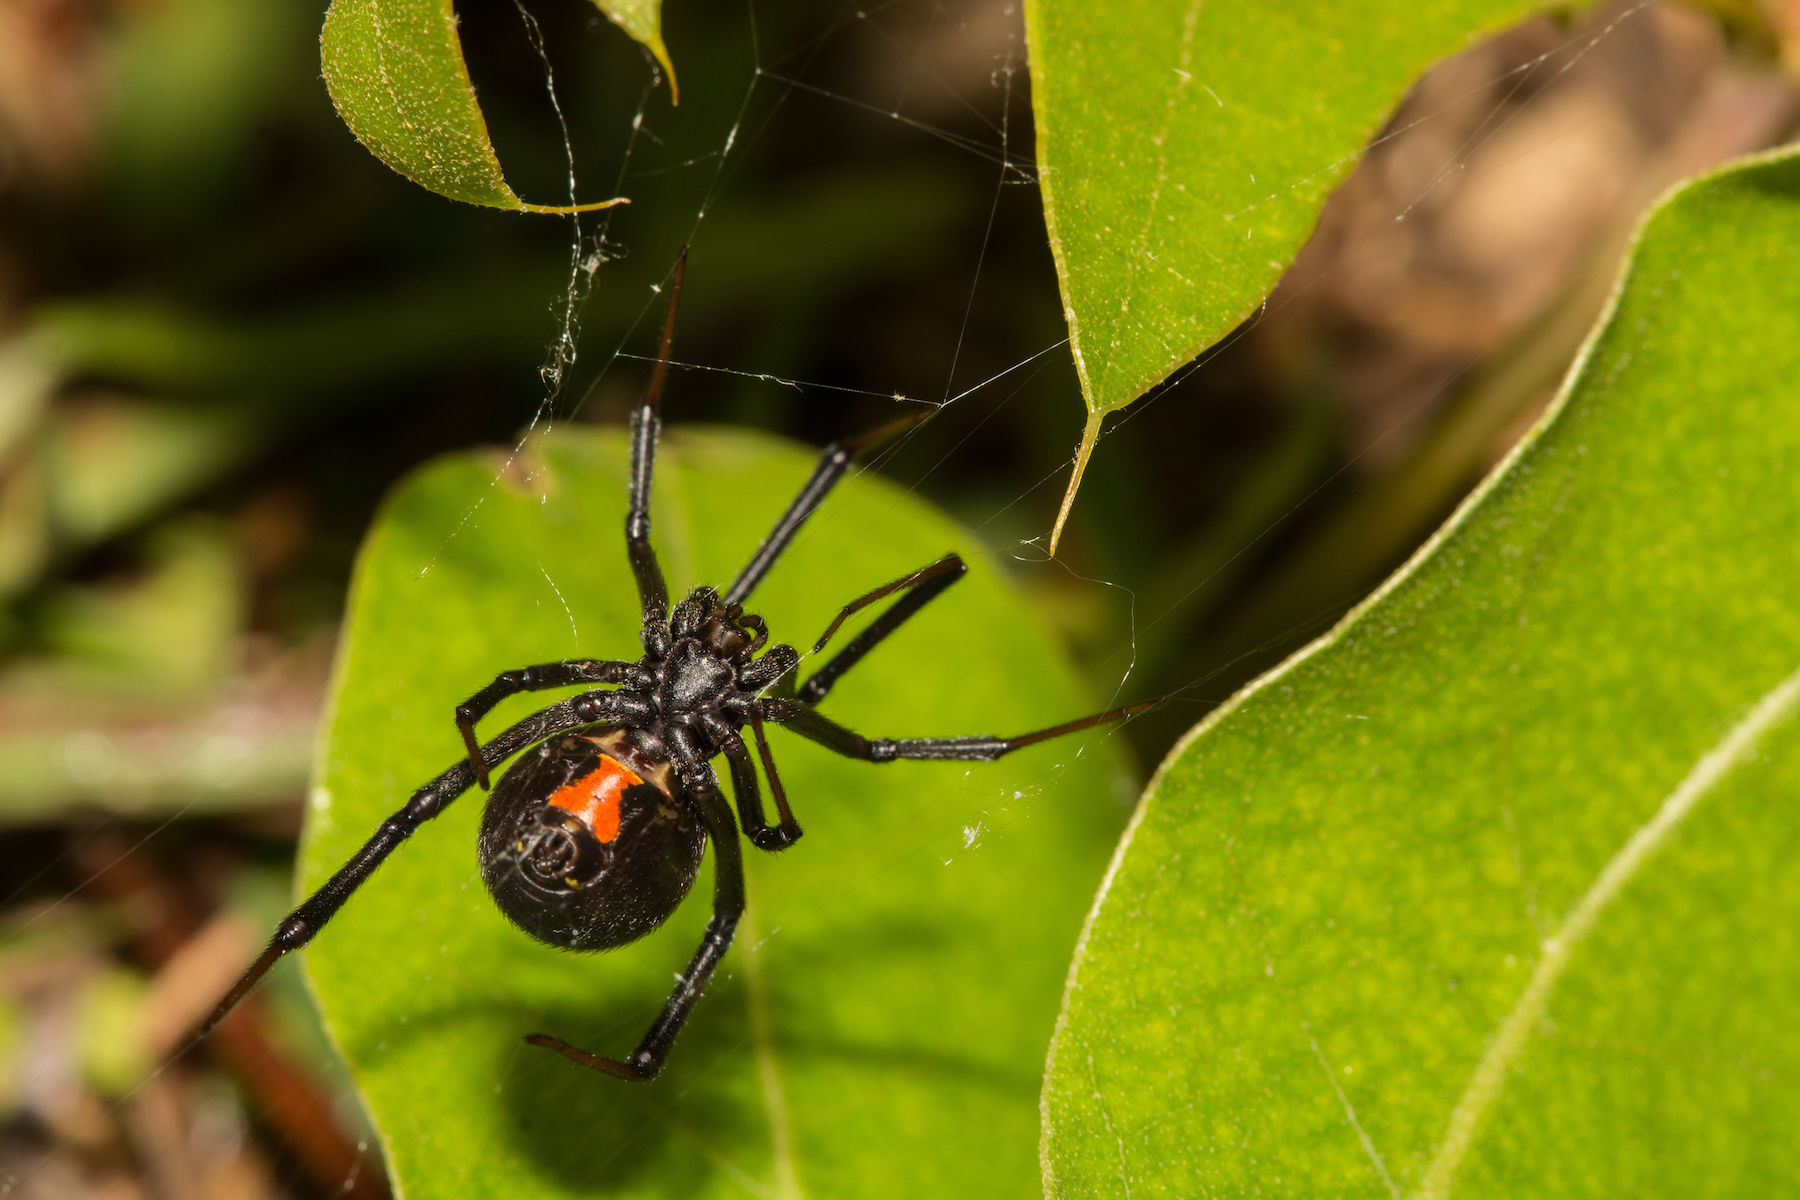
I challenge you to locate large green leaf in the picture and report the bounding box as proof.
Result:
[1042,148,1800,1196]
[319,0,635,212]
[1023,0,1593,548]
[302,427,1138,1197]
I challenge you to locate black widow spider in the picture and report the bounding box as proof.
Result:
[196,250,1159,1081]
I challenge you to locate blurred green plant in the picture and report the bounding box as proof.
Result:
[303,427,1137,1198]
[1043,147,1800,1195]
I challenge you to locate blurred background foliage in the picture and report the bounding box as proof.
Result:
[0,0,1795,1195]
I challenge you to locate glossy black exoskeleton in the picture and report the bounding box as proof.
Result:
[480,729,701,952]
[196,250,1161,1081]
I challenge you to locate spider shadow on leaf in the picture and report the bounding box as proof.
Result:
[496,973,765,1193]
[335,962,766,1194]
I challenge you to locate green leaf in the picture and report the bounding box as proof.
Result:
[589,0,677,102]
[1023,0,1593,549]
[319,0,629,213]
[303,427,1137,1197]
[1042,147,1800,1195]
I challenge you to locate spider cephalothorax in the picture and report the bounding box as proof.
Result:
[197,250,1159,1082]
[643,587,795,735]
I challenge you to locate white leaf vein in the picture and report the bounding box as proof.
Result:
[1416,662,1800,1199]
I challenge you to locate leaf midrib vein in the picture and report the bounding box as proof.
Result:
[1415,661,1800,1199]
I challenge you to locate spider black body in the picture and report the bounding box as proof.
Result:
[479,728,699,951]
[197,250,1158,1082]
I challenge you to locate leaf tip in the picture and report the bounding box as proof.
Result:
[654,40,679,105]
[518,196,632,215]
[1048,410,1104,557]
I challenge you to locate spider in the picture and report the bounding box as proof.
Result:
[198,250,1159,1081]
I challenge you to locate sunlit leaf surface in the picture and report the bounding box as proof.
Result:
[1022,0,1593,544]
[319,0,627,213]
[302,427,1137,1198]
[1042,148,1800,1196]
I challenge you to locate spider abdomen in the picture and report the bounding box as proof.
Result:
[478,729,706,952]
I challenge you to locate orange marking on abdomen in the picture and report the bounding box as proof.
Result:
[547,756,642,843]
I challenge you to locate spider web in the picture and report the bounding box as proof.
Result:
[463,0,1688,756]
[4,0,1764,1195]
[376,6,1719,1187]
[506,0,1138,859]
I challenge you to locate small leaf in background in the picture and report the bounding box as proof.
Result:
[305,428,1138,1199]
[590,0,677,102]
[319,0,629,213]
[43,397,257,547]
[1042,148,1800,1194]
[39,519,245,691]
[1023,0,1593,549]
[77,968,154,1095]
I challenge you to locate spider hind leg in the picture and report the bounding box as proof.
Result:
[523,733,745,1081]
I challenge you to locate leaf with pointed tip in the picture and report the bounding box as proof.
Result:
[1041,148,1800,1195]
[319,0,629,213]
[1023,0,1595,549]
[301,427,1138,1199]
[590,0,676,102]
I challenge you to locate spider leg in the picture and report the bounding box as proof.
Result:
[625,249,688,625]
[713,714,802,851]
[759,695,1164,762]
[525,730,743,1081]
[749,710,801,840]
[796,553,966,706]
[723,410,933,607]
[455,659,642,789]
[191,689,647,1047]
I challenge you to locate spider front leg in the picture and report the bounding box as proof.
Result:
[723,410,933,607]
[455,660,643,788]
[623,249,687,624]
[525,728,744,1081]
[760,695,1165,762]
[193,689,648,1046]
[798,553,966,706]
